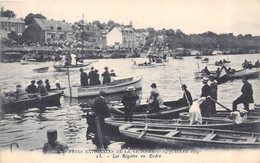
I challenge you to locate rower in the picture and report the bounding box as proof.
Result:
[37,80,48,96]
[189,97,206,125]
[26,80,37,93]
[16,85,29,100]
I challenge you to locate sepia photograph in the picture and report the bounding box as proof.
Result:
[0,0,260,162]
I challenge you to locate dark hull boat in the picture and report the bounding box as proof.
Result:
[32,67,49,73]
[105,117,260,132]
[111,101,190,119]
[119,124,260,148]
[1,92,62,112]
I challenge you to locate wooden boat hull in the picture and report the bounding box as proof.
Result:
[179,112,260,132]
[64,76,142,98]
[1,92,62,112]
[228,67,260,79]
[53,63,92,72]
[20,59,45,65]
[111,100,190,119]
[119,124,260,148]
[32,67,49,73]
[105,117,260,132]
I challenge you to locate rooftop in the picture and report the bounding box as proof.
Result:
[0,17,25,23]
[34,18,73,32]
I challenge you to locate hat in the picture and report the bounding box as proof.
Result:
[238,108,248,114]
[203,77,209,82]
[151,83,157,88]
[100,91,106,96]
[47,129,57,136]
[126,86,135,91]
[80,68,83,71]
[91,67,94,70]
[104,67,108,70]
[31,80,36,84]
[37,80,43,84]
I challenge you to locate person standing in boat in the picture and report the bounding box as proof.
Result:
[232,76,254,112]
[94,69,101,85]
[45,79,51,91]
[200,77,211,117]
[42,129,68,154]
[26,80,37,93]
[89,67,96,85]
[80,68,88,86]
[37,80,49,96]
[109,69,116,82]
[177,84,193,106]
[102,67,111,84]
[122,87,140,122]
[189,97,206,125]
[209,75,218,114]
[93,91,111,145]
[16,85,29,100]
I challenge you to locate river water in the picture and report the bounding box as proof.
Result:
[0,54,259,151]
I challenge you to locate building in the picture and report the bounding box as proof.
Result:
[0,17,25,38]
[22,18,74,44]
[135,32,146,49]
[74,20,106,47]
[106,26,137,49]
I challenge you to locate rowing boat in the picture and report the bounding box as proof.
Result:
[1,92,62,112]
[64,76,142,98]
[111,100,190,119]
[105,116,260,132]
[32,67,49,73]
[119,124,260,148]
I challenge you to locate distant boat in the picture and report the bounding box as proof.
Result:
[32,67,49,73]
[20,54,46,65]
[64,76,142,98]
[119,124,260,148]
[195,55,202,59]
[201,57,209,63]
[172,55,183,60]
[53,62,94,72]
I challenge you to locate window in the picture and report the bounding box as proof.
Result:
[57,27,62,30]
[50,26,54,30]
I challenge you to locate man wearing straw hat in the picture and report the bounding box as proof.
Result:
[122,86,140,122]
[200,77,211,117]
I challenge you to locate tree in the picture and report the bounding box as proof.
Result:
[92,20,103,29]
[24,13,46,25]
[107,20,115,27]
[1,9,16,18]
[9,31,19,41]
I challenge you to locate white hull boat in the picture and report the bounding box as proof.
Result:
[64,76,142,98]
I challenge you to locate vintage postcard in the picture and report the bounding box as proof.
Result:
[0,0,260,162]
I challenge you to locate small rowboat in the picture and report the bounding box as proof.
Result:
[119,124,260,148]
[53,62,93,72]
[105,117,260,132]
[201,58,209,63]
[32,67,49,73]
[1,92,62,112]
[111,100,190,119]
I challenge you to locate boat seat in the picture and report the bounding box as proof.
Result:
[246,137,257,143]
[165,130,180,137]
[203,133,217,141]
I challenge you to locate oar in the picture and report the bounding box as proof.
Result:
[207,96,232,112]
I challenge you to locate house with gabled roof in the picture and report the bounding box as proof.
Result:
[22,18,75,44]
[0,17,25,38]
[106,26,137,49]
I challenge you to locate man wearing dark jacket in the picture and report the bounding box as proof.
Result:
[121,87,139,122]
[232,76,254,111]
[89,67,96,85]
[209,75,218,114]
[200,77,211,117]
[178,84,193,106]
[26,80,37,93]
[80,68,88,86]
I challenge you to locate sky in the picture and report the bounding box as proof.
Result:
[1,0,260,36]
